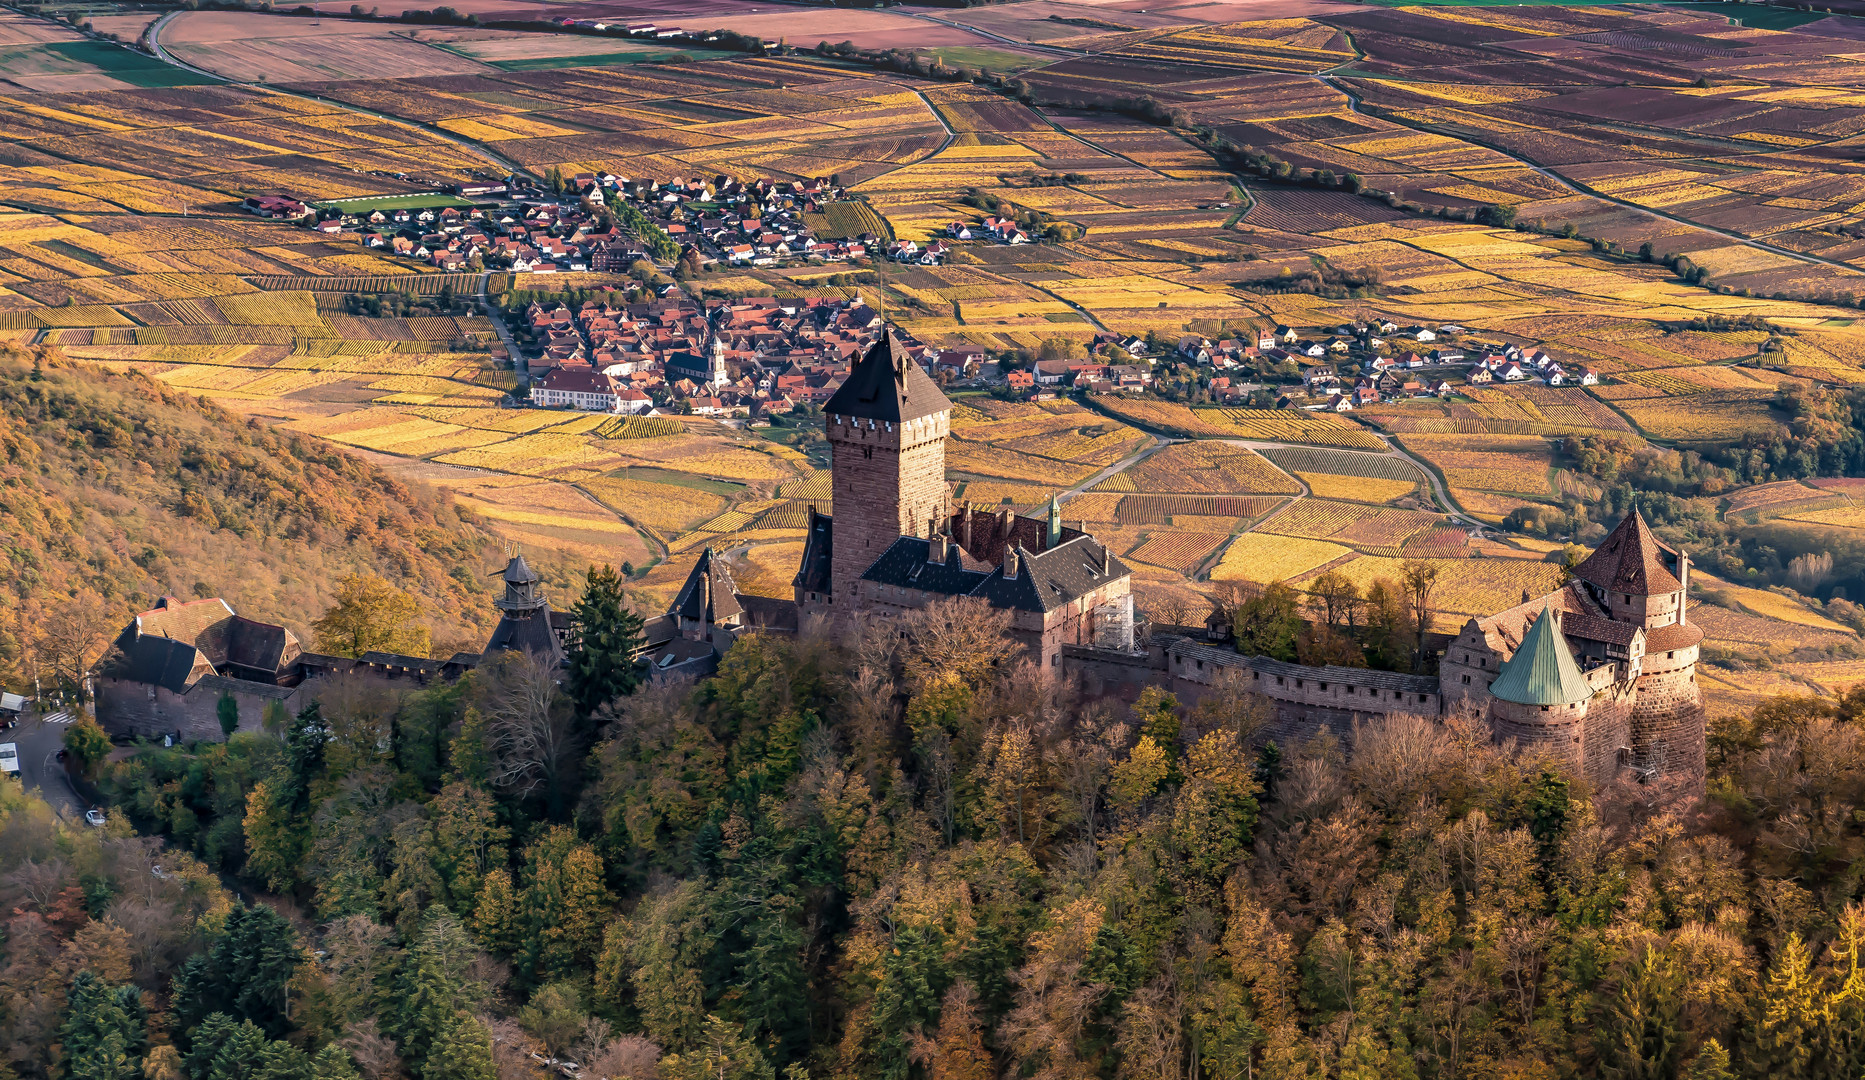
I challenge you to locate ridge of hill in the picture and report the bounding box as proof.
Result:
[0,346,500,687]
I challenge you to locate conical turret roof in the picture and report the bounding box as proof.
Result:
[500,554,540,585]
[1572,509,1680,597]
[1489,607,1592,707]
[822,330,951,423]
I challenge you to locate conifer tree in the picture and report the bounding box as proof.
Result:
[310,1045,364,1080]
[57,971,148,1080]
[1746,934,1818,1080]
[421,1013,498,1080]
[566,564,646,717]
[471,867,520,956]
[171,905,301,1040]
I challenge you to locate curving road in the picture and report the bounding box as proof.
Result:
[8,712,86,821]
[148,12,535,182]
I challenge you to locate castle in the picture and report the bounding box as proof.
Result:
[94,329,1705,793]
[1167,510,1706,790]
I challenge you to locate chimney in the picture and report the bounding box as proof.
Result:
[963,502,973,551]
[700,558,712,618]
[1004,545,1020,580]
[1679,549,1689,625]
[930,530,948,565]
[1101,543,1110,577]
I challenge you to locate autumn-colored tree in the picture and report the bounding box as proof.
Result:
[312,574,432,659]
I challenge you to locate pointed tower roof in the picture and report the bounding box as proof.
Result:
[822,330,951,423]
[673,547,743,623]
[500,554,539,585]
[1572,509,1680,596]
[1489,608,1592,706]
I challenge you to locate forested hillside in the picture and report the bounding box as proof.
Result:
[0,347,500,692]
[4,596,1863,1080]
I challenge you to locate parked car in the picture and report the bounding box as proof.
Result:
[0,743,17,780]
[84,808,106,828]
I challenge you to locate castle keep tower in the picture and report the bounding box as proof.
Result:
[820,333,953,610]
[1568,511,1705,785]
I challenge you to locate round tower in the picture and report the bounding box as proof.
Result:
[1487,607,1592,774]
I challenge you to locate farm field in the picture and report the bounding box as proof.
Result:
[0,1,1859,676]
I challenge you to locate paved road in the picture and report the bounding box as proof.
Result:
[7,712,86,821]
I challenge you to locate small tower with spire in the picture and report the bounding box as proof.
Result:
[482,551,563,664]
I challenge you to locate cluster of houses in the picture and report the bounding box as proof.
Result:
[947,216,1035,245]
[524,294,985,417]
[1167,322,1597,410]
[274,172,897,274]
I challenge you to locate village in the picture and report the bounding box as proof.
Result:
[248,179,1602,423]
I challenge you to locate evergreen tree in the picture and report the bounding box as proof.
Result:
[471,867,520,956]
[171,905,301,1040]
[1596,943,1685,1080]
[217,692,240,741]
[1746,934,1819,1080]
[57,971,148,1080]
[309,1045,363,1080]
[421,1013,497,1080]
[1683,1039,1735,1080]
[566,564,647,717]
[661,1016,775,1080]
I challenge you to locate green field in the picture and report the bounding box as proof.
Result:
[311,193,477,212]
[927,46,1041,72]
[490,46,737,70]
[1,40,214,86]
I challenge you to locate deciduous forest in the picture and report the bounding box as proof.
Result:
[3,591,1864,1080]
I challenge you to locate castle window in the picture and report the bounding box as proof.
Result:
[1667,651,1674,659]
[1319,682,1328,691]
[1276,676,1284,686]
[1462,674,1470,684]
[1541,705,1549,712]
[1419,695,1427,704]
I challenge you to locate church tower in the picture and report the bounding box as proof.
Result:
[821,332,952,609]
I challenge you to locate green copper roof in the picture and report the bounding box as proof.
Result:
[1489,608,1592,706]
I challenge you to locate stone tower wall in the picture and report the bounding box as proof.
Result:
[1630,645,1705,787]
[826,411,949,604]
[1581,689,1634,786]
[1490,697,1587,775]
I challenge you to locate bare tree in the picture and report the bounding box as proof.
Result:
[481,650,576,798]
[896,595,1016,692]
[339,1018,407,1080]
[579,1031,662,1080]
[1400,560,1441,669]
[1308,570,1362,630]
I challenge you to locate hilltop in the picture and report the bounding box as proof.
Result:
[0,346,500,686]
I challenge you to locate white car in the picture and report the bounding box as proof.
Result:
[0,743,17,779]
[84,808,106,827]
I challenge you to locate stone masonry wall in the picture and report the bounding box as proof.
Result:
[827,412,948,605]
[98,677,302,742]
[1631,646,1706,787]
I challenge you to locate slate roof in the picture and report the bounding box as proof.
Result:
[1573,510,1681,597]
[794,507,834,593]
[862,537,992,596]
[483,608,561,661]
[502,554,541,585]
[1559,612,1642,648]
[1467,582,1601,657]
[108,635,214,694]
[821,331,950,423]
[973,535,1129,614]
[673,548,744,622]
[110,597,299,686]
[1489,608,1593,706]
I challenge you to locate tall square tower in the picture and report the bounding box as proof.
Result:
[821,333,953,607]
